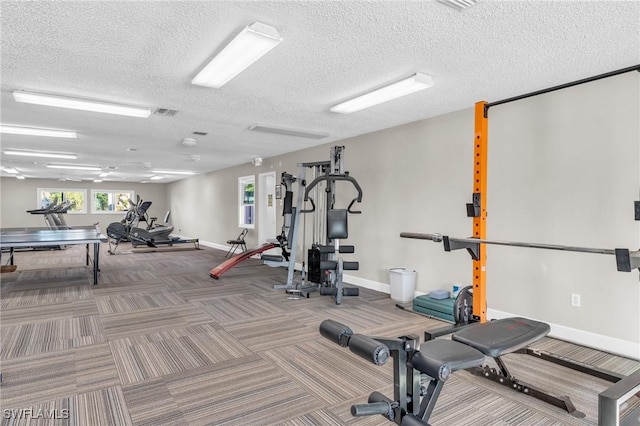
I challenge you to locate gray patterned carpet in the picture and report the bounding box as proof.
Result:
[1,243,638,425]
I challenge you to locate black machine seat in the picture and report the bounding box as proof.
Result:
[413,339,485,381]
[452,317,550,358]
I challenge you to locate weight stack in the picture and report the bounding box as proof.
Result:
[308,247,322,284]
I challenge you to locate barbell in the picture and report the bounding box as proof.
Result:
[399,232,639,273]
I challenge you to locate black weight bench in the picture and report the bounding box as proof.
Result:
[321,317,586,425]
[320,319,485,425]
[450,317,585,418]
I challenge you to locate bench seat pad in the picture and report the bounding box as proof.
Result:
[452,317,550,358]
[413,339,485,380]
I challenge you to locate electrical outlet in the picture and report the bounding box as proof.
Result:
[571,293,581,307]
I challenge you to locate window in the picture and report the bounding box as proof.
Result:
[91,190,135,214]
[37,188,87,214]
[238,175,255,228]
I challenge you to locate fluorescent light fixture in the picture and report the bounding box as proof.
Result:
[16,175,25,180]
[47,164,101,171]
[330,72,434,114]
[192,22,282,89]
[437,0,479,11]
[248,124,329,139]
[151,170,194,175]
[4,150,77,159]
[149,175,164,180]
[13,90,151,118]
[4,167,18,174]
[0,124,77,138]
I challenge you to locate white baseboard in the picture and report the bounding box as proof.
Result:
[197,240,228,251]
[343,273,390,293]
[488,309,640,360]
[344,274,639,360]
[343,273,427,297]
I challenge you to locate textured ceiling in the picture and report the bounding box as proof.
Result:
[1,1,639,183]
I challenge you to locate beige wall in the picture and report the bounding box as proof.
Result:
[0,178,169,230]
[168,71,639,349]
[2,72,634,351]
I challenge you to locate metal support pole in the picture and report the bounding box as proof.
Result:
[472,101,488,322]
[275,168,307,290]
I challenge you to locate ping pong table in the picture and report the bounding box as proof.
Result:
[0,228,108,285]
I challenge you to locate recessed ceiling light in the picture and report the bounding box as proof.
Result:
[151,170,195,175]
[47,164,101,171]
[4,150,77,159]
[13,90,151,118]
[0,124,77,138]
[93,179,103,183]
[4,167,19,174]
[150,175,164,180]
[99,172,110,177]
[182,138,198,147]
[16,175,25,180]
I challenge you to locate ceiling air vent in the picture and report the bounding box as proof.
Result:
[153,108,179,117]
[437,0,479,11]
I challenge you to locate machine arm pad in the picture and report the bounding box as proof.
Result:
[349,334,390,366]
[319,319,353,347]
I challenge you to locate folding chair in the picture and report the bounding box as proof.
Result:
[226,228,248,257]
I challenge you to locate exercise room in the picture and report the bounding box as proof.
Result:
[1,2,638,425]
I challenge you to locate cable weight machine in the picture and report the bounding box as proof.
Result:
[273,146,363,304]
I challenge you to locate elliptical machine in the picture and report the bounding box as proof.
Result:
[106,196,171,252]
[106,196,198,254]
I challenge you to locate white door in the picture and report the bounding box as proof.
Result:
[257,171,278,254]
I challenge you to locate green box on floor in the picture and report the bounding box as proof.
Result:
[412,295,455,322]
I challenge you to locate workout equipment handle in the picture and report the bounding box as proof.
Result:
[303,175,363,214]
[401,232,640,274]
[400,232,616,255]
[300,197,315,214]
[400,232,443,242]
[351,401,393,418]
